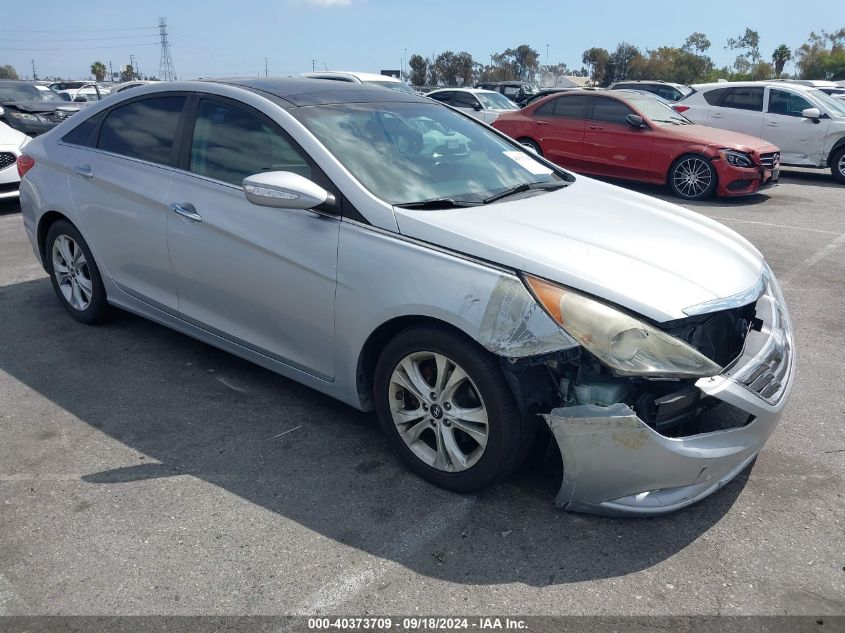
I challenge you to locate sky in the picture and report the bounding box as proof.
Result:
[0,0,839,81]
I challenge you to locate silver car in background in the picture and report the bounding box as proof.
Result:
[17,79,794,516]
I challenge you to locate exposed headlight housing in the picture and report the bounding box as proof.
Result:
[524,275,723,378]
[719,149,754,168]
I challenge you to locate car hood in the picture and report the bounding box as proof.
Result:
[661,123,776,152]
[2,101,82,114]
[393,176,765,323]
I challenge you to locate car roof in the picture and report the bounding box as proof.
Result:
[428,88,498,94]
[206,77,426,106]
[303,71,402,83]
[691,80,816,92]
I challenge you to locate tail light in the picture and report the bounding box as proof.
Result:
[16,154,35,178]
[673,105,690,113]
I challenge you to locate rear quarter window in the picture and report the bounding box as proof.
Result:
[703,88,728,105]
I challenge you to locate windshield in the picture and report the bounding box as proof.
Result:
[627,95,692,125]
[292,101,568,205]
[477,92,520,111]
[809,89,845,117]
[0,84,65,103]
[366,80,417,95]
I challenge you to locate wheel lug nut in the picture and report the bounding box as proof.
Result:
[430,392,437,400]
[443,420,451,427]
[444,403,451,410]
[430,419,436,426]
[422,403,428,411]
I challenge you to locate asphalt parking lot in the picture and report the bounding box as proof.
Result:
[0,169,843,617]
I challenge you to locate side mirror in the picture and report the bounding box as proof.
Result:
[59,93,72,101]
[243,171,333,210]
[801,107,821,121]
[626,114,647,129]
[73,95,88,103]
[472,102,483,111]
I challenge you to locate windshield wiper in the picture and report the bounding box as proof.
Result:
[482,181,568,204]
[396,198,481,210]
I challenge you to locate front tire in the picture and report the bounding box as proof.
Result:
[45,220,110,324]
[669,154,718,200]
[374,326,525,492]
[831,146,845,185]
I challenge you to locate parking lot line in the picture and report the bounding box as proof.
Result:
[709,217,841,236]
[786,231,845,281]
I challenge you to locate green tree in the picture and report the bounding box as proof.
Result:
[90,61,107,82]
[0,64,19,80]
[582,47,610,85]
[408,54,428,86]
[119,64,135,82]
[795,28,845,80]
[771,44,792,76]
[726,27,761,75]
[606,42,643,84]
[683,32,711,54]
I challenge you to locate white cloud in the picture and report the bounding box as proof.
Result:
[304,0,352,5]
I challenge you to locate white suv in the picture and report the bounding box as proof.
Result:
[678,81,845,183]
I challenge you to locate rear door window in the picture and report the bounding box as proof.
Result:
[429,91,453,105]
[718,87,764,111]
[189,98,311,186]
[768,89,813,116]
[97,96,186,165]
[589,96,635,125]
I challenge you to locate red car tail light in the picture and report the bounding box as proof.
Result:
[17,154,35,178]
[673,105,690,113]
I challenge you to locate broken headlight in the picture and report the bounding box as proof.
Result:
[524,275,722,378]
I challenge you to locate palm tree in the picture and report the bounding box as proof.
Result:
[90,61,107,82]
[771,45,792,77]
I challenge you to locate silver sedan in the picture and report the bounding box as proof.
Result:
[17,79,794,515]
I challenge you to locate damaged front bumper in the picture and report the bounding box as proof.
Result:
[542,275,795,517]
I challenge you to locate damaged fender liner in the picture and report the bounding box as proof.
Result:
[541,396,781,517]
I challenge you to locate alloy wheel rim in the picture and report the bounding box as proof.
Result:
[389,351,489,473]
[838,153,845,177]
[52,235,92,311]
[673,158,712,198]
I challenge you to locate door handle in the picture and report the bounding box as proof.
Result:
[170,202,202,222]
[73,164,94,179]
[536,120,550,126]
[766,121,779,127]
[711,113,724,119]
[588,125,603,131]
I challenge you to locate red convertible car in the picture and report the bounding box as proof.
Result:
[492,90,780,200]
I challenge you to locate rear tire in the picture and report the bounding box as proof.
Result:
[669,154,718,200]
[45,220,110,324]
[374,325,525,492]
[518,138,543,157]
[831,146,845,185]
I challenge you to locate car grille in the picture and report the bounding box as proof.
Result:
[0,152,16,170]
[759,152,780,168]
[725,274,793,404]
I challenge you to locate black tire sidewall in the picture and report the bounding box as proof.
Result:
[831,147,845,185]
[45,220,109,324]
[374,326,522,492]
[669,154,718,200]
